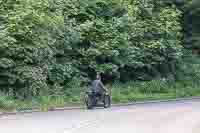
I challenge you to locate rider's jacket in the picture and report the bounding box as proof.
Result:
[90,80,105,93]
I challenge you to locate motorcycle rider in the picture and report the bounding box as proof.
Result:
[90,74,107,98]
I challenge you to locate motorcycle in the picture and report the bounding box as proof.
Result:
[85,90,111,109]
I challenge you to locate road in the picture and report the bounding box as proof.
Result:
[0,99,200,133]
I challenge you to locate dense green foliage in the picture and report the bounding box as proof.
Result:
[0,0,198,104]
[187,0,200,49]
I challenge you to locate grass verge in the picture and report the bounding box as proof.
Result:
[1,80,200,112]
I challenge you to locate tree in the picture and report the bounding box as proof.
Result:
[0,0,183,99]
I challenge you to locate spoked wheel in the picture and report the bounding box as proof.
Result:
[104,95,111,108]
[86,95,94,109]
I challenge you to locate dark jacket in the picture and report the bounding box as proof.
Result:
[90,80,106,93]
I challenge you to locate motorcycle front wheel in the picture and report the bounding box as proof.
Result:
[86,95,94,109]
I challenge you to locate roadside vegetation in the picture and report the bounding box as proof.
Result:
[0,0,199,111]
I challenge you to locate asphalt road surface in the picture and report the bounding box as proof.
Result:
[1,99,200,133]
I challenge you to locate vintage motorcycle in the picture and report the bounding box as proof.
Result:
[85,89,111,109]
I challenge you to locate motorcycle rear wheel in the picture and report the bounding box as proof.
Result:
[104,95,111,108]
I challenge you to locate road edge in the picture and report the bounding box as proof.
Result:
[1,96,200,116]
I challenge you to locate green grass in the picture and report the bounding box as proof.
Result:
[111,80,200,103]
[111,93,177,103]
[1,79,200,112]
[14,95,82,112]
[0,95,16,112]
